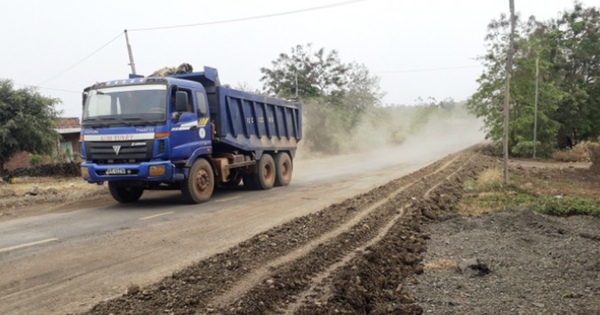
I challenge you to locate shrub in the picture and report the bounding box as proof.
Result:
[551,142,590,162]
[11,162,81,177]
[533,196,600,217]
[29,154,43,166]
[511,141,537,157]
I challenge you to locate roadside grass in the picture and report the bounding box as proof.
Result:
[458,167,600,217]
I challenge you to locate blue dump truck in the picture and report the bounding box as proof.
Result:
[79,66,302,204]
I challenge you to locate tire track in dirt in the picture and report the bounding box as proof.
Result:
[279,157,472,315]
[83,150,493,315]
[213,155,473,315]
[295,155,492,315]
[280,203,411,315]
[207,154,463,310]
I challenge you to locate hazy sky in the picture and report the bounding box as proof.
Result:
[0,0,591,118]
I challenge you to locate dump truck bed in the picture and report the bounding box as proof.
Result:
[210,87,302,158]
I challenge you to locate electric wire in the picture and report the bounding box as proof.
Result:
[375,65,482,74]
[13,82,81,94]
[34,0,369,87]
[128,0,369,32]
[37,32,124,86]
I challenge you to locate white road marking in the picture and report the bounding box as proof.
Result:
[214,195,242,203]
[139,211,174,221]
[0,238,59,253]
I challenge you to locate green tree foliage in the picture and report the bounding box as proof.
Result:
[467,3,599,156]
[0,80,61,169]
[547,3,600,147]
[260,43,350,99]
[260,44,383,153]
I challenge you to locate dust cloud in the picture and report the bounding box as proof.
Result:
[293,105,485,184]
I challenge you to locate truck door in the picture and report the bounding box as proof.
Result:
[169,88,202,160]
[195,91,210,143]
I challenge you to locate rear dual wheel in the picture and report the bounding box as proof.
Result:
[245,152,292,190]
[251,154,276,190]
[274,152,292,186]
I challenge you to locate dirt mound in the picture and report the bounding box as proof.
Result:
[0,178,108,221]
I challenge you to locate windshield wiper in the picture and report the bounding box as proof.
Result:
[122,117,160,125]
[101,117,134,126]
[122,117,166,126]
[82,118,109,128]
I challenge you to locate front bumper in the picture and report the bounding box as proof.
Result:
[81,161,174,182]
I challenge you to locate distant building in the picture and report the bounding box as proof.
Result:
[2,117,81,172]
[54,117,82,161]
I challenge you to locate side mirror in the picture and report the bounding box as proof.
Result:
[175,91,188,112]
[82,92,88,107]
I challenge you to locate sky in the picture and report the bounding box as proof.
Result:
[0,0,592,118]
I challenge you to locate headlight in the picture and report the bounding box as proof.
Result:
[149,165,166,177]
[81,167,91,178]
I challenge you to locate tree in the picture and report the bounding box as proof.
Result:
[261,44,383,154]
[260,43,349,99]
[546,3,600,147]
[467,3,599,156]
[0,80,61,170]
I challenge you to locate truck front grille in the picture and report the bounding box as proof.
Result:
[85,140,154,164]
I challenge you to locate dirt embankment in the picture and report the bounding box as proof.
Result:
[79,150,493,315]
[0,177,109,222]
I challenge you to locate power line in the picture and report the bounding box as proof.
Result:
[13,82,81,94]
[128,0,369,32]
[33,1,369,86]
[375,65,482,74]
[38,32,124,86]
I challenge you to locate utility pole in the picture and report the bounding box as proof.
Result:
[294,72,299,99]
[124,29,137,75]
[503,0,516,184]
[533,56,539,159]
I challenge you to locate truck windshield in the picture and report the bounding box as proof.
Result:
[83,84,167,127]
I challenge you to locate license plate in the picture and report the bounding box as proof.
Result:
[106,168,127,175]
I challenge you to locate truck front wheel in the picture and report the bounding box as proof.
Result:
[108,182,144,203]
[181,158,215,203]
[253,153,275,190]
[274,152,293,186]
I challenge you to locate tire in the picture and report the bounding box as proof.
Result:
[253,154,275,190]
[108,182,143,203]
[181,158,215,204]
[274,152,293,186]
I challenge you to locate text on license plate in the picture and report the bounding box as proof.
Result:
[106,168,127,175]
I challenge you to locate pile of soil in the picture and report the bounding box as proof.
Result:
[0,177,108,221]
[407,208,600,315]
